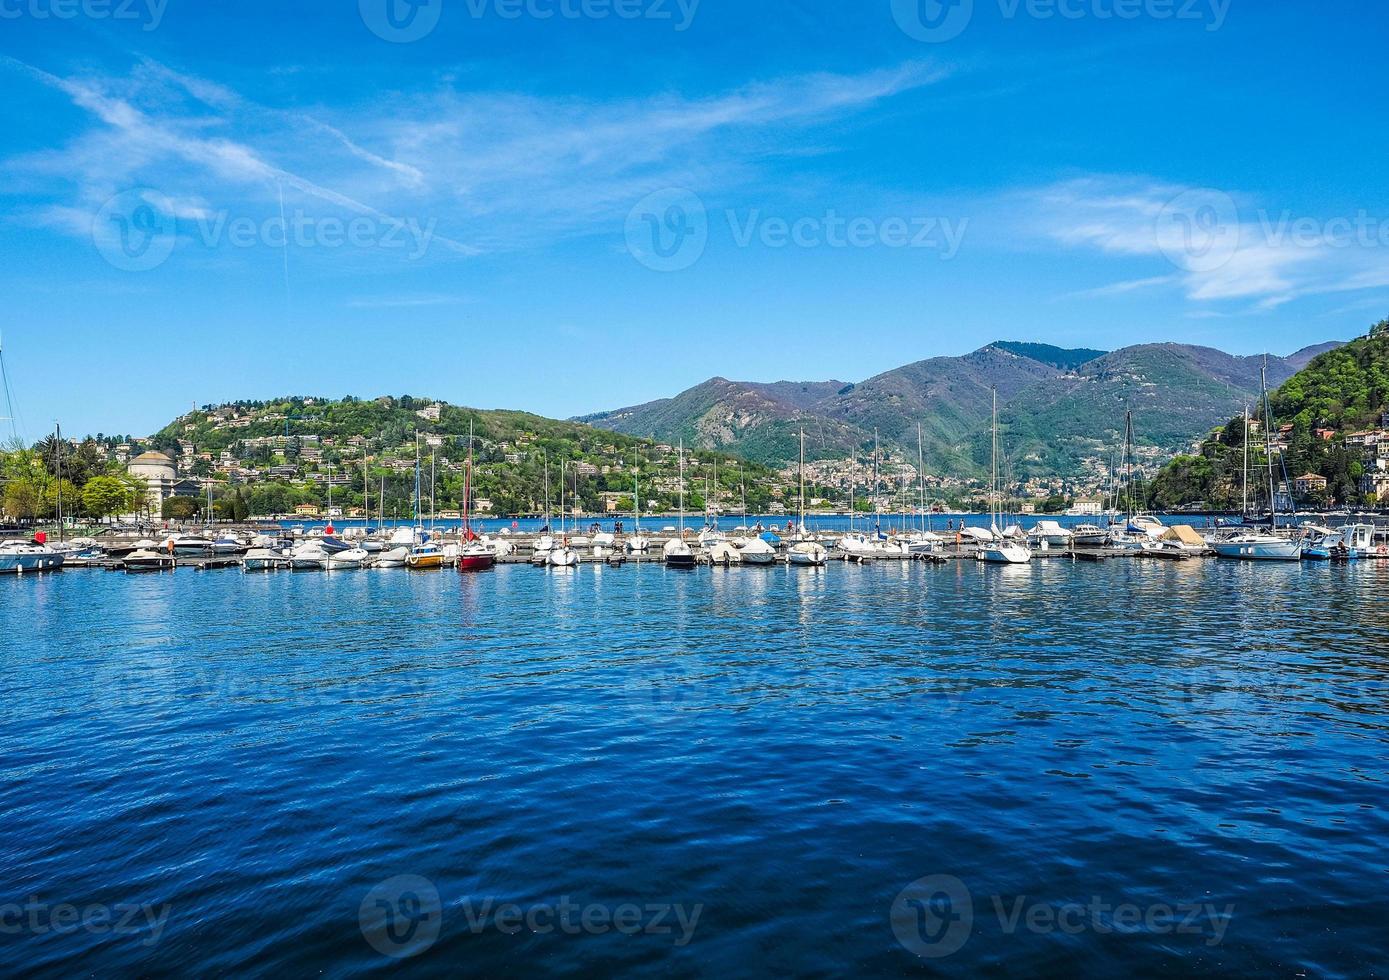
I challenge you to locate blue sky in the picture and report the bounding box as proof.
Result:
[1,0,1386,439]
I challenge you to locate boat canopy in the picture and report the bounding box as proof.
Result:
[1161,525,1206,547]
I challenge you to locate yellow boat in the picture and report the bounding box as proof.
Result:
[405,543,445,570]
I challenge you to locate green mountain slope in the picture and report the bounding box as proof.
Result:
[580,339,1341,477]
[992,341,1107,371]
[147,395,785,517]
[1146,319,1387,509]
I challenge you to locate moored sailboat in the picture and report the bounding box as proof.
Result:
[979,389,1031,565]
[457,422,495,572]
[663,441,696,568]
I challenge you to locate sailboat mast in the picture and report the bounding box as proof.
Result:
[991,388,999,532]
[873,428,880,538]
[917,422,926,534]
[464,420,473,536]
[633,448,641,533]
[1125,410,1134,525]
[413,432,421,526]
[1242,405,1250,517]
[798,428,806,531]
[1262,362,1278,527]
[678,440,685,535]
[54,422,64,543]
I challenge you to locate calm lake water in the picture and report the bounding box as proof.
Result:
[2,561,1386,975]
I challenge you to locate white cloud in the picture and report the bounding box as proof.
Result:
[2,55,949,263]
[1024,175,1389,312]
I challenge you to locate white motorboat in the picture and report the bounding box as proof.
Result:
[290,543,330,571]
[979,540,1032,564]
[375,546,409,569]
[211,534,244,556]
[1123,515,1167,540]
[484,537,516,559]
[548,546,579,567]
[1137,539,1192,560]
[1211,533,1302,561]
[625,534,651,553]
[900,531,944,556]
[662,536,695,568]
[242,547,289,571]
[1028,520,1072,549]
[787,541,828,566]
[737,537,779,565]
[324,548,370,570]
[1071,524,1110,548]
[0,540,65,574]
[164,533,215,556]
[1335,523,1376,559]
[122,548,175,573]
[837,532,884,561]
[707,541,742,566]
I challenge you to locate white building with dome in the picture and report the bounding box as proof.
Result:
[127,451,177,513]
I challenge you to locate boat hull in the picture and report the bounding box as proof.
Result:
[1212,539,1303,561]
[457,554,496,572]
[980,545,1032,564]
[0,553,65,574]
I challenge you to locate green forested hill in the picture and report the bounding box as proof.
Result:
[1146,319,1389,509]
[148,395,785,518]
[581,339,1338,478]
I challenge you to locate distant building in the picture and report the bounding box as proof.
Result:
[127,451,177,512]
[417,403,443,422]
[1360,471,1389,499]
[294,503,321,518]
[1293,473,1328,496]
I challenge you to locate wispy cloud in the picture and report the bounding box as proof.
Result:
[1022,175,1389,312]
[1,54,950,264]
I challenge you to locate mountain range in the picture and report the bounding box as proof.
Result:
[579,340,1345,477]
